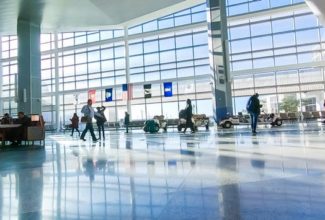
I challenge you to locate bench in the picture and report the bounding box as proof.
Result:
[45,124,56,131]
[127,120,146,130]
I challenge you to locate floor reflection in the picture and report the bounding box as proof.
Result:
[0,149,45,220]
[1,126,325,219]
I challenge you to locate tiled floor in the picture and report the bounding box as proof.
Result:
[1,123,325,219]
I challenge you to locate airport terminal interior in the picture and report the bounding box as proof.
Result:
[1,0,325,219]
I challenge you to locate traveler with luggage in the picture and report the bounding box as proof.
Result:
[80,99,98,142]
[183,99,195,133]
[246,93,262,134]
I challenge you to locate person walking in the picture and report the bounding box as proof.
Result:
[80,99,98,142]
[95,106,107,140]
[183,99,195,133]
[246,93,262,134]
[124,112,130,133]
[70,113,80,137]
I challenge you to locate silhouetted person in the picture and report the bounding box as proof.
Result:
[83,159,95,182]
[80,99,98,142]
[10,112,31,145]
[95,106,106,140]
[1,113,12,124]
[183,99,195,133]
[70,113,80,137]
[246,93,262,134]
[124,112,130,133]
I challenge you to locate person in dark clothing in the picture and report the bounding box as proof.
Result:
[18,112,31,127]
[10,112,31,145]
[246,93,262,134]
[70,113,80,137]
[95,106,107,140]
[183,99,195,133]
[1,113,12,124]
[80,99,98,142]
[124,112,130,133]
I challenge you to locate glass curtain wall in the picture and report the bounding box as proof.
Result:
[229,2,325,114]
[3,1,323,125]
[227,0,305,16]
[1,36,18,116]
[1,3,211,127]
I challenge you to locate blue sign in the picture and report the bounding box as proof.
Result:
[122,84,128,92]
[164,82,173,97]
[105,88,113,102]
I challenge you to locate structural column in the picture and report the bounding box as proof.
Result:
[17,19,41,115]
[0,36,3,116]
[207,0,232,123]
[124,26,131,116]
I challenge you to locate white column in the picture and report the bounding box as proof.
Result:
[124,26,131,118]
[206,0,232,123]
[54,32,60,131]
[0,36,3,116]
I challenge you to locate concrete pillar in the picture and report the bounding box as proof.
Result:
[207,0,232,123]
[17,19,41,115]
[0,36,3,116]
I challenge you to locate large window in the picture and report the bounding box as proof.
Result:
[0,3,212,127]
[3,1,321,126]
[230,5,325,114]
[227,0,305,16]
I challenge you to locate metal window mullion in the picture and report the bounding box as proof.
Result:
[293,13,303,115]
[124,26,131,121]
[229,11,313,29]
[98,33,103,107]
[157,34,164,115]
[54,32,60,131]
[191,31,198,113]
[248,19,254,74]
[174,32,180,112]
[270,13,279,113]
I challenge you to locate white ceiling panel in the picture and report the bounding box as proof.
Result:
[0,0,203,34]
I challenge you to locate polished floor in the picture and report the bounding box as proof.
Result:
[1,123,325,220]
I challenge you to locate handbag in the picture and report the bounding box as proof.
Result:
[81,116,88,123]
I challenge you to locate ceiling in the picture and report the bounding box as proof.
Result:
[0,0,203,35]
[305,0,325,25]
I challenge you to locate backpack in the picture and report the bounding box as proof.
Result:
[246,97,254,112]
[94,114,105,123]
[143,120,159,133]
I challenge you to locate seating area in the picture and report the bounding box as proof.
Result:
[61,115,211,133]
[0,114,45,146]
[279,111,325,122]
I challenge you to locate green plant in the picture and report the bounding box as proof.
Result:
[279,96,299,112]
